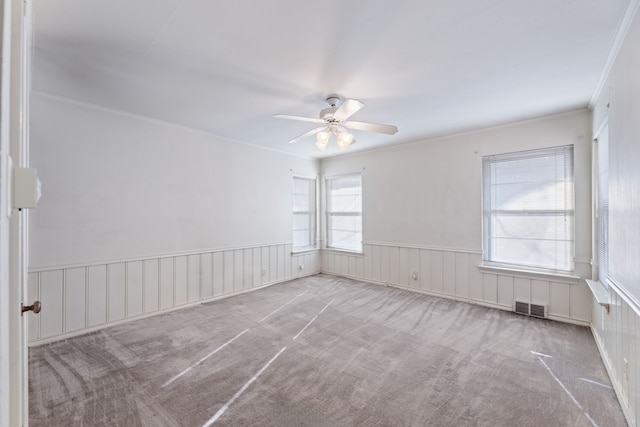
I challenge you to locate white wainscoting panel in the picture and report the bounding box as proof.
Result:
[107,263,125,323]
[64,268,86,334]
[243,249,253,291]
[159,258,174,310]
[212,252,224,296]
[28,273,39,341]
[514,277,530,302]
[199,254,212,300]
[144,259,159,313]
[455,252,469,298]
[187,255,200,302]
[28,243,320,345]
[175,256,188,305]
[591,281,640,427]
[429,250,443,294]
[269,246,277,283]
[482,274,498,305]
[88,265,107,327]
[497,275,514,307]
[322,242,589,325]
[127,261,143,318]
[233,249,243,293]
[39,271,63,339]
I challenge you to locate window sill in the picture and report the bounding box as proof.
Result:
[324,247,364,256]
[478,264,580,285]
[291,247,319,255]
[585,279,610,313]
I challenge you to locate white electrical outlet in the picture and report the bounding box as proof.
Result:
[261,268,267,276]
[411,272,419,280]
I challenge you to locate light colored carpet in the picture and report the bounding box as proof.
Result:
[29,274,627,426]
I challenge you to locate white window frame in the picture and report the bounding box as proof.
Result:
[594,124,609,287]
[325,173,363,253]
[482,145,575,274]
[292,176,317,252]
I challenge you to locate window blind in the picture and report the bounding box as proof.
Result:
[595,128,609,284]
[483,145,574,272]
[326,173,362,252]
[292,177,316,250]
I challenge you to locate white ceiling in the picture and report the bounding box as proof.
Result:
[32,0,631,158]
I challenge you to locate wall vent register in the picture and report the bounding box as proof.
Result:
[513,301,547,318]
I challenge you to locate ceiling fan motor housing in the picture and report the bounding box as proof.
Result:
[326,96,341,107]
[320,107,339,121]
[320,96,342,121]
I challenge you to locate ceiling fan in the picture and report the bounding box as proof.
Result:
[274,95,398,151]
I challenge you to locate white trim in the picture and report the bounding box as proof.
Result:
[291,248,320,255]
[479,264,580,285]
[588,0,640,109]
[0,1,13,424]
[546,314,590,327]
[607,276,640,318]
[289,171,318,181]
[585,279,610,313]
[591,121,609,284]
[323,171,362,180]
[593,117,610,141]
[363,241,482,254]
[323,248,364,256]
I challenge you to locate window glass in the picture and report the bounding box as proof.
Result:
[483,145,574,273]
[292,177,316,251]
[326,173,362,252]
[595,127,609,284]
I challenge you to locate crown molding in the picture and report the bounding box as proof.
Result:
[589,0,640,109]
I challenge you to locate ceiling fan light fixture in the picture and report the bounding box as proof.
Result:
[276,96,396,153]
[316,131,330,151]
[317,130,331,142]
[336,131,354,151]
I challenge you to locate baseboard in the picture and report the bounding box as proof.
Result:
[324,272,590,327]
[590,323,636,427]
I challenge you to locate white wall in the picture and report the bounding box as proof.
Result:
[30,93,319,268]
[320,110,593,325]
[28,92,321,343]
[321,111,591,258]
[591,7,640,427]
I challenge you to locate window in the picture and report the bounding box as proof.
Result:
[326,173,362,252]
[292,176,316,251]
[483,145,574,273]
[595,126,609,285]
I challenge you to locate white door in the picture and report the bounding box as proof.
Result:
[1,1,33,426]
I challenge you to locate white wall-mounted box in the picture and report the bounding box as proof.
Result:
[12,167,41,209]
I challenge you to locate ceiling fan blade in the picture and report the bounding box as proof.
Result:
[274,114,325,125]
[344,120,398,135]
[288,126,327,144]
[333,99,364,121]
